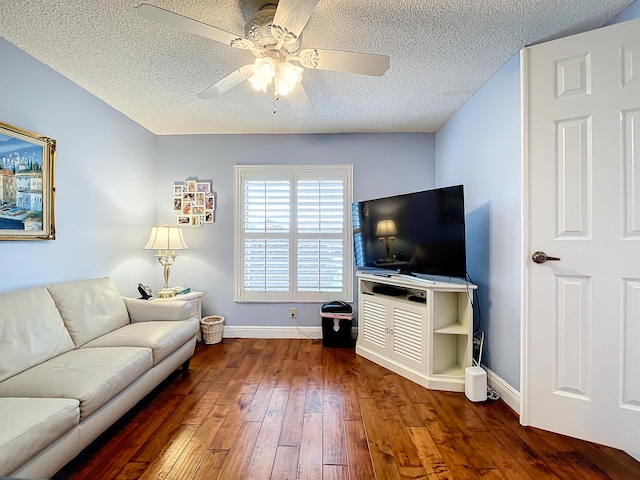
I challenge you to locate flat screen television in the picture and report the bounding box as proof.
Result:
[352,185,467,279]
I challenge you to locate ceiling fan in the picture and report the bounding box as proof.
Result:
[135,0,390,117]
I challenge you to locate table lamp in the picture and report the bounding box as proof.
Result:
[144,225,188,298]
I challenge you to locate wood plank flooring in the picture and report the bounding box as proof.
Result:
[55,338,640,479]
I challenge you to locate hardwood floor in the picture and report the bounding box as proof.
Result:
[55,338,640,479]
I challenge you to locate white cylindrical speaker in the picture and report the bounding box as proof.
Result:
[465,366,487,402]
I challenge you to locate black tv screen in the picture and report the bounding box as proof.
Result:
[352,185,467,279]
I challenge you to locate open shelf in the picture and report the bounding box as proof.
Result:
[434,323,468,335]
[434,365,466,378]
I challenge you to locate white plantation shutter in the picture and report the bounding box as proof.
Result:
[243,180,290,233]
[297,180,344,234]
[243,179,290,293]
[297,179,344,293]
[244,238,289,291]
[235,165,353,302]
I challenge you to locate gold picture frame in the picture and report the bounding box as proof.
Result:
[0,121,56,240]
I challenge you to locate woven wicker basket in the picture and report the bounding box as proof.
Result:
[200,315,225,345]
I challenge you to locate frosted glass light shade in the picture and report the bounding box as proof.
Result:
[248,57,303,97]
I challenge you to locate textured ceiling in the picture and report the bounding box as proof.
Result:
[0,0,634,135]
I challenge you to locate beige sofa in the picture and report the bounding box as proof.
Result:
[0,277,200,479]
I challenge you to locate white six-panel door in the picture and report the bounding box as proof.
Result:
[523,18,640,454]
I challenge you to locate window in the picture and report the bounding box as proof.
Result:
[234,165,353,302]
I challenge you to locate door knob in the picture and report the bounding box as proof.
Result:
[532,251,561,264]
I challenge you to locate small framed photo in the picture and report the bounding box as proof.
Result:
[0,121,56,240]
[205,212,214,223]
[187,180,197,192]
[177,215,190,225]
[205,194,215,210]
[197,182,210,193]
[182,202,192,215]
[192,206,204,215]
[173,197,182,212]
[191,215,201,227]
[183,192,195,202]
[173,184,183,196]
[196,192,205,205]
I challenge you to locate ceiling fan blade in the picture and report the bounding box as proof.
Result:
[196,66,253,99]
[136,3,244,47]
[297,49,390,76]
[273,0,321,39]
[286,83,314,117]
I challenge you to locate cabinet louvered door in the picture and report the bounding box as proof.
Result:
[359,295,388,355]
[389,303,426,370]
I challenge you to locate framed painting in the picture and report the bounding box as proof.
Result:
[0,121,56,240]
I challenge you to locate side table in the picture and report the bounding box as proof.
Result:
[154,291,204,340]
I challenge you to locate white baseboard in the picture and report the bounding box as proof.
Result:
[222,325,358,340]
[222,325,323,339]
[484,366,521,415]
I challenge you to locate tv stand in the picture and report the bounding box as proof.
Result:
[356,271,476,392]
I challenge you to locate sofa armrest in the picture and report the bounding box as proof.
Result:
[123,297,192,323]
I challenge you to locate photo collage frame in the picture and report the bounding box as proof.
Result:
[173,177,215,227]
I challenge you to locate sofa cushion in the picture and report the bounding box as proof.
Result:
[82,319,199,365]
[0,397,79,477]
[123,297,192,322]
[0,286,75,382]
[46,277,130,347]
[0,347,152,421]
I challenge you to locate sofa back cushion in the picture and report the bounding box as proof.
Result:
[0,286,75,382]
[46,277,130,347]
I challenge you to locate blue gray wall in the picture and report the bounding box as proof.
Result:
[607,0,640,23]
[151,133,435,327]
[0,38,157,295]
[435,54,521,389]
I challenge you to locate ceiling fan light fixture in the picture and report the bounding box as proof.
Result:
[249,77,268,92]
[248,57,303,97]
[280,62,303,84]
[244,5,302,55]
[275,61,303,97]
[275,78,292,96]
[135,1,389,115]
[257,58,275,79]
[249,57,276,92]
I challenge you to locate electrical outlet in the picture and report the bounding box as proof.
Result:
[289,307,296,318]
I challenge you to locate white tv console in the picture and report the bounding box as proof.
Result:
[356,270,476,392]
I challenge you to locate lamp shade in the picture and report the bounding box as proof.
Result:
[375,220,398,237]
[144,225,188,250]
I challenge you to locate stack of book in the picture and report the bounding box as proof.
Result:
[172,286,191,295]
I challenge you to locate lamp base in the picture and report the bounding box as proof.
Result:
[157,288,177,298]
